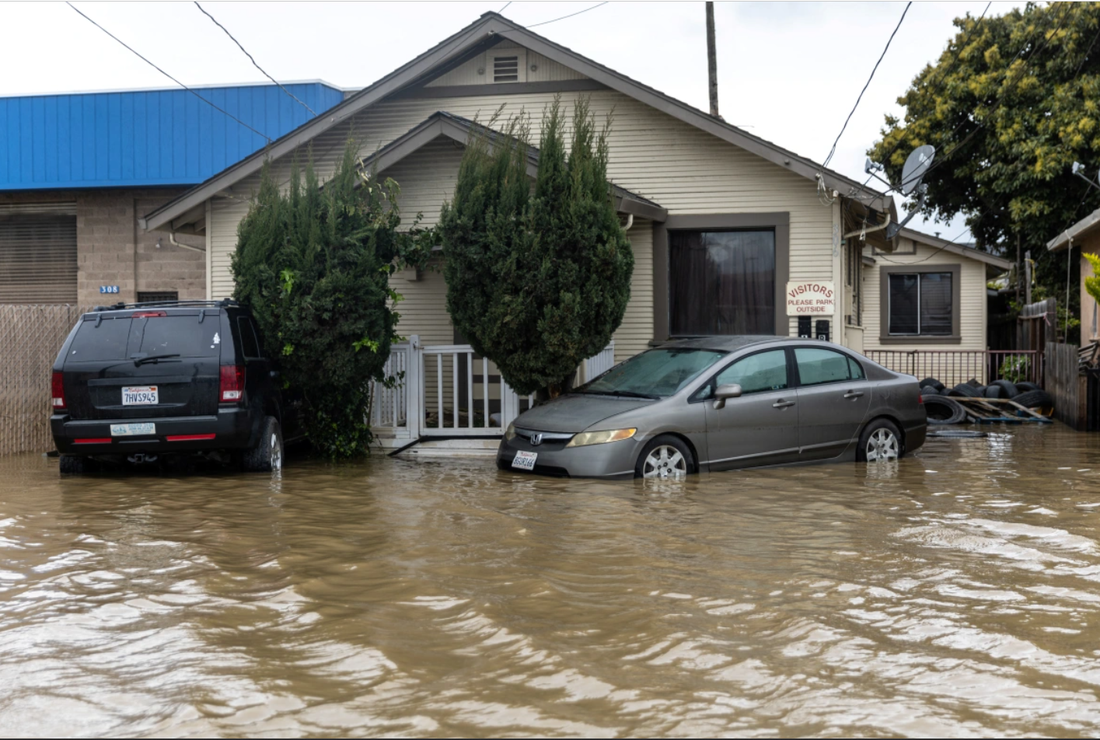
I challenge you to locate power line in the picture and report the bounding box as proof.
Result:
[526,2,609,29]
[499,2,512,13]
[65,2,271,143]
[193,2,316,116]
[822,1,912,169]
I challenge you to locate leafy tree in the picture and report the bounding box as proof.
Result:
[870,2,1100,321]
[439,98,634,398]
[1085,251,1100,306]
[232,140,429,457]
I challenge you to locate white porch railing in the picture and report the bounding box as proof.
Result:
[583,342,616,383]
[369,338,618,442]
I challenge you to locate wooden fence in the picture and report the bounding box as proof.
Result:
[1045,342,1088,430]
[0,305,86,456]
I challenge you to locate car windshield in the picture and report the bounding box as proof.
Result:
[575,348,726,398]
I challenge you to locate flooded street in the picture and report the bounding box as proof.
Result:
[2,426,1100,737]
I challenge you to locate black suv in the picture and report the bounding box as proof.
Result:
[50,300,298,474]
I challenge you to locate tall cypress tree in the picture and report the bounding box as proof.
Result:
[440,98,633,398]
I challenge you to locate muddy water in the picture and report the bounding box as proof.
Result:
[2,426,1100,737]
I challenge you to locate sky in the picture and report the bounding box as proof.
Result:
[0,1,1024,236]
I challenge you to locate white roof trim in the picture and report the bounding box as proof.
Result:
[900,226,1012,269]
[1047,206,1100,252]
[143,12,892,232]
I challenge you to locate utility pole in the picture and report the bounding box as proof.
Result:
[706,2,720,119]
[1025,249,1032,306]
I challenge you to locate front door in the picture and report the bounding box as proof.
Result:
[702,348,800,470]
[792,347,873,460]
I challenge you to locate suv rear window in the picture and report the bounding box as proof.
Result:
[68,318,132,361]
[134,316,220,357]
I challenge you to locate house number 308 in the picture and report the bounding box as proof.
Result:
[99,285,120,294]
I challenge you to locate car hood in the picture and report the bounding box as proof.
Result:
[513,394,655,434]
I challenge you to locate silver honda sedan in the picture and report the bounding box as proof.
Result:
[497,336,926,479]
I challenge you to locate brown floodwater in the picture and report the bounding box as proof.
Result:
[2,425,1100,737]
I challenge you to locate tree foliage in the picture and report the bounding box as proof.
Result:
[439,98,634,398]
[232,140,429,458]
[1085,251,1100,306]
[870,2,1100,314]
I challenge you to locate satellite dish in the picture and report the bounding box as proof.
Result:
[899,145,935,196]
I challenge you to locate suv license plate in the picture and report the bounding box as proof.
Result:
[512,451,537,471]
[122,386,159,405]
[111,423,156,437]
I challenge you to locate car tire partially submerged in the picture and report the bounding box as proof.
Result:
[636,434,694,479]
[242,416,283,473]
[857,418,903,462]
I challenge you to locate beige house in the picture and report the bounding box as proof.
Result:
[1047,206,1100,342]
[137,12,1006,441]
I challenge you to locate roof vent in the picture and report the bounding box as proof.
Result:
[493,56,519,83]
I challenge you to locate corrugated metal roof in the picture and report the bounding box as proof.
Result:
[0,82,345,190]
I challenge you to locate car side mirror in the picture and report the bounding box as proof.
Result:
[713,383,742,410]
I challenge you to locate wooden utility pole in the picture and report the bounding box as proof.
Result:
[706,2,720,118]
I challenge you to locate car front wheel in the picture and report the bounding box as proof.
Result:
[857,419,903,462]
[635,434,694,479]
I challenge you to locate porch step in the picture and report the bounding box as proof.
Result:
[391,437,502,459]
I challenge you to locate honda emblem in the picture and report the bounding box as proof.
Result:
[530,433,543,446]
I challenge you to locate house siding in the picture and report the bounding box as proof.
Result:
[862,235,988,355]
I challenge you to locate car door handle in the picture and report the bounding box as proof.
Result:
[773,399,796,409]
[844,391,865,399]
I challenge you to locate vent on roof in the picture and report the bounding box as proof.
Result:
[493,56,520,83]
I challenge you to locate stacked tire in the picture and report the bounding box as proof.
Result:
[917,375,1054,424]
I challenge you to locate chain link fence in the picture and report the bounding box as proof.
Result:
[0,305,86,456]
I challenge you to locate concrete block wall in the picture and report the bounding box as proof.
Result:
[0,188,205,306]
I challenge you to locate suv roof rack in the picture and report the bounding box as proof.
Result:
[91,298,239,312]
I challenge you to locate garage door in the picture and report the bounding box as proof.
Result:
[0,203,78,304]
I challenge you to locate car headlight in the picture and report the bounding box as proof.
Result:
[565,428,637,448]
[505,422,516,441]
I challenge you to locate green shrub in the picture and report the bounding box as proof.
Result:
[232,140,429,457]
[439,97,634,398]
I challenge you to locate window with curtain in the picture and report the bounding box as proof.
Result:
[888,272,953,335]
[669,230,775,335]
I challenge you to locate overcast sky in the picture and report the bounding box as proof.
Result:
[1,1,1023,236]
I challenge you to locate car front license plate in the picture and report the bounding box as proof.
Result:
[122,386,159,405]
[110,422,156,437]
[512,450,538,471]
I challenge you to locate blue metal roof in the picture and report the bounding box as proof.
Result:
[0,82,345,190]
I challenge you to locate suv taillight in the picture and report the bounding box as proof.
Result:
[219,365,244,403]
[51,371,66,411]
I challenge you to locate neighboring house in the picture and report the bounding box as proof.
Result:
[1047,206,1100,342]
[863,227,1012,356]
[142,11,900,366]
[0,81,346,305]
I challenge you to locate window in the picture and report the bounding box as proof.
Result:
[577,348,724,398]
[492,55,520,82]
[0,205,77,304]
[714,349,788,395]
[138,291,178,303]
[888,272,953,336]
[237,317,262,359]
[670,230,776,335]
[795,347,863,386]
[68,318,132,361]
[134,316,220,357]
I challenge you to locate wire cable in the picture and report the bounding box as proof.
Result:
[526,2,609,29]
[193,2,316,116]
[499,2,512,13]
[66,2,271,143]
[822,1,912,169]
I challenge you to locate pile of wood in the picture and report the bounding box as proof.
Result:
[1079,342,1100,370]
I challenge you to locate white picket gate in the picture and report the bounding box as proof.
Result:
[369,337,616,442]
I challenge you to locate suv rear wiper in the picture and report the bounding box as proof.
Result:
[131,353,181,366]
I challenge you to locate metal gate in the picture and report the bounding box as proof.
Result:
[369,338,615,441]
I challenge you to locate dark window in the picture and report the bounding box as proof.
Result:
[0,211,77,304]
[795,347,858,386]
[237,317,261,359]
[138,291,178,303]
[670,230,775,335]
[888,272,953,336]
[133,316,220,357]
[68,318,132,361]
[714,349,788,394]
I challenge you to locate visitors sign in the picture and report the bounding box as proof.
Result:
[786,281,835,316]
